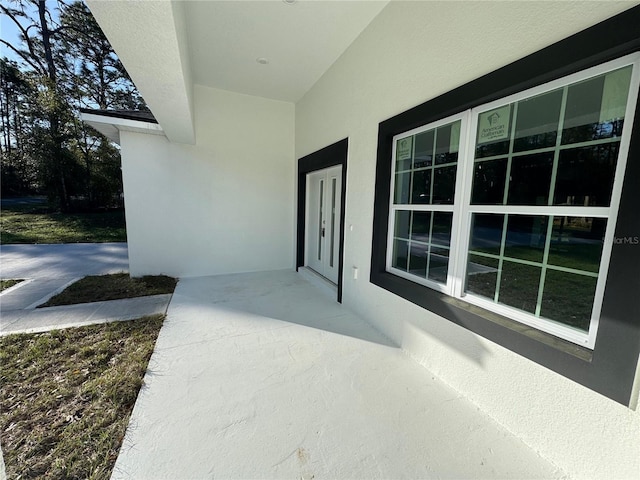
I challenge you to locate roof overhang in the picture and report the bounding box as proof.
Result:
[81,112,165,145]
[85,0,195,144]
[83,0,389,146]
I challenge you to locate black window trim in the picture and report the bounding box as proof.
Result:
[370,6,640,406]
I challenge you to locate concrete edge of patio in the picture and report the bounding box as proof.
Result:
[0,294,172,336]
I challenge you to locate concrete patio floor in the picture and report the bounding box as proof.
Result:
[112,270,566,479]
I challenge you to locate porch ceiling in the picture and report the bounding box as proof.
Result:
[85,0,389,145]
[184,1,388,102]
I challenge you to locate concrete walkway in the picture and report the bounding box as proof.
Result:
[0,243,170,335]
[112,270,565,479]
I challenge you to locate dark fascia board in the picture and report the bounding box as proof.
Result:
[297,138,348,303]
[370,5,640,405]
[80,108,158,124]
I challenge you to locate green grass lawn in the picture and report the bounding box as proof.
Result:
[0,315,164,478]
[0,199,127,244]
[40,273,177,307]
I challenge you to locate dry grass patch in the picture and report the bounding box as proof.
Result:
[0,279,22,292]
[40,273,177,307]
[0,315,164,478]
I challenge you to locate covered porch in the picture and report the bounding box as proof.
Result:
[111,270,562,479]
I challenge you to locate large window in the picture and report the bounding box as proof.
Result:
[371,8,640,405]
[387,57,639,348]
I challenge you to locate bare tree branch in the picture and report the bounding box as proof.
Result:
[0,39,45,75]
[0,5,47,73]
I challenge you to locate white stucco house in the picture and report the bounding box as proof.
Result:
[81,2,640,478]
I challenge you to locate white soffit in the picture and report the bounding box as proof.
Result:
[185,0,389,102]
[85,0,195,145]
[81,113,165,145]
[84,0,388,142]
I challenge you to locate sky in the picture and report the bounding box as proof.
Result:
[1,0,62,65]
[1,9,22,62]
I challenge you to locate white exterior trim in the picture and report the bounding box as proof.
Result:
[80,112,165,145]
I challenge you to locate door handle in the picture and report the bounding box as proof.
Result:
[322,227,325,237]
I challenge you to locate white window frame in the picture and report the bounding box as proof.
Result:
[386,52,640,349]
[386,111,469,295]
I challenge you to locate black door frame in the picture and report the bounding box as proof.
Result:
[296,138,348,302]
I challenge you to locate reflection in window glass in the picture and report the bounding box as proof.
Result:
[504,215,547,263]
[394,172,410,204]
[392,239,408,270]
[466,255,499,300]
[541,270,597,331]
[390,209,455,286]
[398,211,454,285]
[409,243,428,277]
[432,212,453,247]
[394,210,411,239]
[428,247,449,283]
[414,130,434,169]
[470,213,504,256]
[392,120,461,206]
[498,261,541,314]
[562,66,631,144]
[548,217,605,273]
[554,143,619,207]
[435,123,460,165]
[411,211,431,243]
[513,89,562,152]
[465,214,607,331]
[507,153,553,205]
[472,158,507,204]
[433,166,457,204]
[411,170,432,204]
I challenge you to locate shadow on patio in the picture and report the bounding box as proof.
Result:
[111,270,564,479]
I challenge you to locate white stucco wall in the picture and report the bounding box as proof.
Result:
[121,85,295,277]
[296,2,640,479]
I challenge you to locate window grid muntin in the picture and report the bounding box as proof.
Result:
[394,121,460,206]
[387,53,640,349]
[387,112,468,292]
[472,135,622,164]
[390,209,454,286]
[467,249,600,278]
[465,213,605,332]
[471,66,631,209]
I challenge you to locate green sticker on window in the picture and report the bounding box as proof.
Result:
[396,136,413,162]
[477,105,511,144]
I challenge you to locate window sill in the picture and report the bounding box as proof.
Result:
[439,295,592,362]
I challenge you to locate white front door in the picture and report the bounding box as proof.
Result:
[306,165,342,284]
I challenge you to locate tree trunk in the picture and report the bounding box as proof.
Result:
[38,1,56,84]
[38,0,70,211]
[0,84,11,155]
